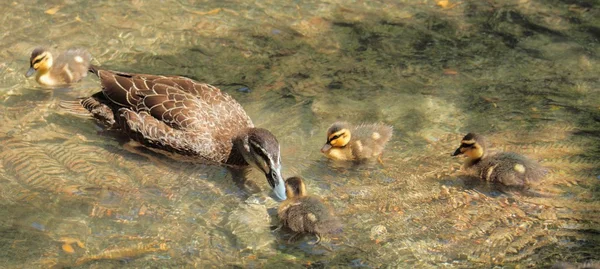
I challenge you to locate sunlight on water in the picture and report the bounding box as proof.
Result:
[0,0,599,268]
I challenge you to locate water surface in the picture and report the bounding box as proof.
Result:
[0,0,599,268]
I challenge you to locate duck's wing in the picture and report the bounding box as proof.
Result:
[91,68,253,131]
[117,107,226,162]
[87,67,254,162]
[90,67,148,108]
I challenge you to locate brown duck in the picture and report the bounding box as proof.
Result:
[62,66,286,200]
[452,133,546,188]
[277,176,342,244]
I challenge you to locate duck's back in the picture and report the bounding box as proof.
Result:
[99,70,252,128]
[80,68,254,163]
[475,152,546,187]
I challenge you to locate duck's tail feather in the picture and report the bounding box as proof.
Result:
[58,99,91,118]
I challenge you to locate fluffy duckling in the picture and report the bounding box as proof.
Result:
[452,133,546,188]
[277,176,341,244]
[25,47,91,87]
[320,122,393,162]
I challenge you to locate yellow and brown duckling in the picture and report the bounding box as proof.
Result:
[277,176,341,244]
[320,122,393,162]
[452,133,546,188]
[25,47,92,87]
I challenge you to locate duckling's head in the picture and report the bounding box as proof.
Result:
[284,176,307,199]
[321,122,351,153]
[238,128,286,201]
[26,48,53,77]
[452,133,486,160]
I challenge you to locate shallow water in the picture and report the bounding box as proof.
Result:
[0,0,599,268]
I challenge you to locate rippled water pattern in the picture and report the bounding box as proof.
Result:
[0,0,599,268]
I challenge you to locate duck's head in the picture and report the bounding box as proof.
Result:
[452,133,485,160]
[284,176,307,199]
[321,122,351,153]
[26,48,53,77]
[238,128,286,201]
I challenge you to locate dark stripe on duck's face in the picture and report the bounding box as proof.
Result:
[32,55,46,66]
[460,143,474,148]
[248,140,286,201]
[327,134,341,143]
[249,141,270,172]
[452,143,473,156]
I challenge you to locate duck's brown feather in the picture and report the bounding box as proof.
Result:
[74,67,254,165]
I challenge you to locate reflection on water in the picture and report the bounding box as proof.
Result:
[0,0,599,267]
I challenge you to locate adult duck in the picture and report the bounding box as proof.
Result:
[62,66,287,200]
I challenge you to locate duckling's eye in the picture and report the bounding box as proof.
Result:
[329,134,342,142]
[32,56,46,65]
[461,143,474,148]
[33,56,46,64]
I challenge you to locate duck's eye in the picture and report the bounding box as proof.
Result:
[249,141,271,171]
[32,56,46,66]
[460,143,474,148]
[329,132,347,143]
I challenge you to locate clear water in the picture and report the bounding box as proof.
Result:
[0,0,599,268]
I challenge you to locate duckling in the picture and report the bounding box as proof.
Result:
[320,122,393,162]
[25,47,92,87]
[277,176,341,244]
[451,133,546,188]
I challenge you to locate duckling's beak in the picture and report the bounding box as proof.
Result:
[25,67,36,77]
[451,147,463,156]
[267,167,286,201]
[320,143,332,153]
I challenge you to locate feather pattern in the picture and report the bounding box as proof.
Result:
[60,66,287,200]
[75,67,254,164]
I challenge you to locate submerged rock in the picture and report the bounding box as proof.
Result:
[370,225,388,242]
[224,195,278,252]
[551,261,600,269]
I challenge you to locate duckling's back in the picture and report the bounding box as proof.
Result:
[475,152,546,187]
[350,123,393,158]
[53,49,92,84]
[279,196,342,236]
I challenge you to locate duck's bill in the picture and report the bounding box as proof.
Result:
[25,67,36,77]
[267,167,286,201]
[451,147,463,156]
[320,143,332,153]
